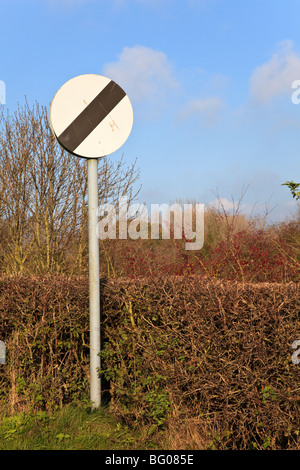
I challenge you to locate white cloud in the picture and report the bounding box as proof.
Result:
[208,197,262,219]
[103,45,226,126]
[102,45,178,103]
[249,40,300,104]
[208,197,241,212]
[178,96,224,126]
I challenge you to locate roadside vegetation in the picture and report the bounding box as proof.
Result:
[0,404,162,450]
[0,101,300,450]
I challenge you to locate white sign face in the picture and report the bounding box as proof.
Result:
[49,74,133,158]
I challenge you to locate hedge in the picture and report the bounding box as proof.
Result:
[101,275,300,449]
[0,274,299,449]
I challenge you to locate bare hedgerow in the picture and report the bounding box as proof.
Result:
[0,274,299,449]
[101,274,300,450]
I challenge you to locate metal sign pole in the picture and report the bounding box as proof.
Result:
[49,74,133,410]
[87,157,101,409]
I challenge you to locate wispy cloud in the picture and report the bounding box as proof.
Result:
[177,96,224,126]
[102,45,178,103]
[249,40,300,104]
[208,197,254,214]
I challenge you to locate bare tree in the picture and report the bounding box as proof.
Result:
[0,99,140,274]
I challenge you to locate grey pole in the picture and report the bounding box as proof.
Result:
[87,157,101,409]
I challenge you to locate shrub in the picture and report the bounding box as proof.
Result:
[101,275,300,449]
[1,274,300,449]
[0,275,90,412]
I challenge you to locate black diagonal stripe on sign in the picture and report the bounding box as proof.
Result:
[58,80,126,153]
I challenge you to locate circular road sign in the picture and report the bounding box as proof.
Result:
[49,74,133,158]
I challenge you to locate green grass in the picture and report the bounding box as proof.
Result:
[0,404,160,450]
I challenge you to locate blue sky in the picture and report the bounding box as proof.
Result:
[1,0,300,223]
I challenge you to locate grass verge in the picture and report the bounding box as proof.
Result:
[0,404,162,450]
